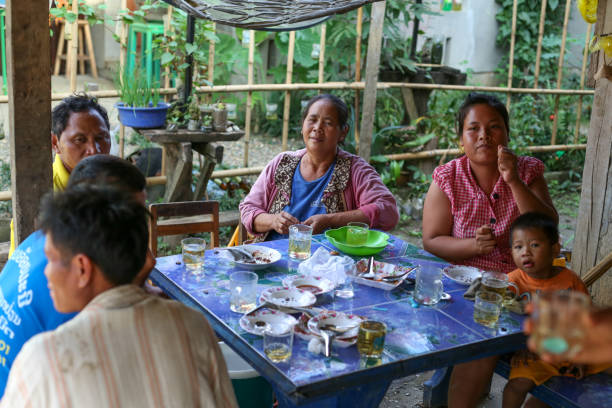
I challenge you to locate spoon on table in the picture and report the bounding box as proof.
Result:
[360,256,376,279]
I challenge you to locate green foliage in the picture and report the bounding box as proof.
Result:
[115,67,161,107]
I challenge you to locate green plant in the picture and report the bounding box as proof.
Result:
[115,67,161,107]
[166,104,185,126]
[188,100,201,121]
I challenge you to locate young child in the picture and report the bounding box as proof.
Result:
[502,212,612,408]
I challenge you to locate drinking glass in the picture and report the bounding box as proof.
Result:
[182,238,206,273]
[288,224,312,260]
[357,320,387,358]
[264,324,294,363]
[229,271,258,313]
[473,291,502,328]
[531,290,589,358]
[481,271,519,307]
[335,256,355,299]
[414,265,444,305]
[346,222,369,246]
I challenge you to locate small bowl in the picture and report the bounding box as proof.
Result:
[325,227,389,256]
[281,274,335,296]
[232,245,282,271]
[443,265,483,286]
[260,287,317,308]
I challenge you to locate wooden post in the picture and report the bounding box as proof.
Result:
[7,0,52,244]
[358,1,386,162]
[550,0,572,145]
[354,7,363,151]
[243,30,255,167]
[506,0,518,109]
[207,22,216,103]
[163,5,174,100]
[119,0,128,159]
[69,0,79,92]
[574,24,592,143]
[318,23,326,85]
[573,0,612,305]
[533,0,547,88]
[281,31,295,152]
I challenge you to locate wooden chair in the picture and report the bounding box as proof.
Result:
[149,201,219,257]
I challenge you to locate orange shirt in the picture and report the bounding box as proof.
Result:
[508,267,588,298]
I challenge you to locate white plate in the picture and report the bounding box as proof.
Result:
[294,313,357,348]
[232,245,282,270]
[260,287,317,308]
[281,274,335,296]
[443,265,483,286]
[239,309,297,336]
[352,259,415,291]
[307,311,363,341]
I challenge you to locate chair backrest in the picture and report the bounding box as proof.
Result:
[149,201,220,257]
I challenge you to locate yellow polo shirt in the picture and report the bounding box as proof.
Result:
[8,155,69,256]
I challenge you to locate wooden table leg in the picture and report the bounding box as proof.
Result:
[192,142,223,201]
[162,142,193,202]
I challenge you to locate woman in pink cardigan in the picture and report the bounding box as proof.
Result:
[240,94,399,241]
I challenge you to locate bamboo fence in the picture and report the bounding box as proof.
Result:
[0,0,596,202]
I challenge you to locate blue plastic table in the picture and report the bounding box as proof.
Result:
[150,235,526,407]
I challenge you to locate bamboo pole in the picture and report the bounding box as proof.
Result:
[118,0,128,158]
[207,22,216,103]
[506,0,518,109]
[243,30,255,167]
[0,143,590,201]
[318,23,327,85]
[354,7,363,151]
[551,0,572,145]
[68,0,79,91]
[574,24,592,143]
[163,6,173,101]
[533,0,548,88]
[282,31,295,152]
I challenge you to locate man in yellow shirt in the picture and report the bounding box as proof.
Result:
[10,94,111,255]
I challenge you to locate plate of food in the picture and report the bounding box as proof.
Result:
[259,287,317,308]
[294,313,358,348]
[239,308,297,336]
[443,265,483,286]
[353,258,415,290]
[281,274,335,296]
[227,245,282,270]
[307,311,363,341]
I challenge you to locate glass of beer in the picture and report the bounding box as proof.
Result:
[414,265,444,305]
[481,271,519,307]
[357,320,387,358]
[531,290,589,358]
[346,222,369,246]
[473,291,502,328]
[229,271,258,313]
[264,323,294,363]
[288,224,312,260]
[182,238,206,273]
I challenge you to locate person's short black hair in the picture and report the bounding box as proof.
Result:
[52,93,110,138]
[39,185,149,285]
[456,92,509,136]
[301,94,350,130]
[68,155,146,193]
[509,212,559,246]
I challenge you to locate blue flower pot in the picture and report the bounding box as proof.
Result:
[115,102,170,129]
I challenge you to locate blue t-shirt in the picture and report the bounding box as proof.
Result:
[0,231,76,396]
[268,160,335,240]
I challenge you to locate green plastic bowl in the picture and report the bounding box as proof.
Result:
[325,227,389,256]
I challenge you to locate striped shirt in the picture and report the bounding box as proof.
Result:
[1,285,238,408]
[433,155,544,273]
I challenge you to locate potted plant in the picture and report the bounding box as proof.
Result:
[115,68,169,129]
[200,115,212,132]
[212,101,228,131]
[166,104,184,132]
[187,100,201,131]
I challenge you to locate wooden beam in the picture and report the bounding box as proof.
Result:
[7,0,52,245]
[69,0,78,91]
[358,1,386,162]
[506,0,518,109]
[281,31,295,152]
[318,23,326,85]
[243,30,255,167]
[354,7,363,150]
[573,0,612,306]
[574,24,592,143]
[550,0,573,145]
[533,0,547,88]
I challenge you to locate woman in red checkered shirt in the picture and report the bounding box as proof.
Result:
[422,93,558,407]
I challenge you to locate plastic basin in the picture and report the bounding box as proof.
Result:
[219,342,273,408]
[325,227,389,256]
[115,102,169,129]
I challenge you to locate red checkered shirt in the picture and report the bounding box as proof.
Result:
[432,155,544,273]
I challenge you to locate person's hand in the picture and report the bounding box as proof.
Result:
[272,211,299,235]
[474,224,496,255]
[303,214,330,234]
[498,145,520,185]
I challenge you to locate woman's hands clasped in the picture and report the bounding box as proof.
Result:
[271,211,300,235]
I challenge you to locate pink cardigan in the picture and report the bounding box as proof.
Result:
[239,149,399,236]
